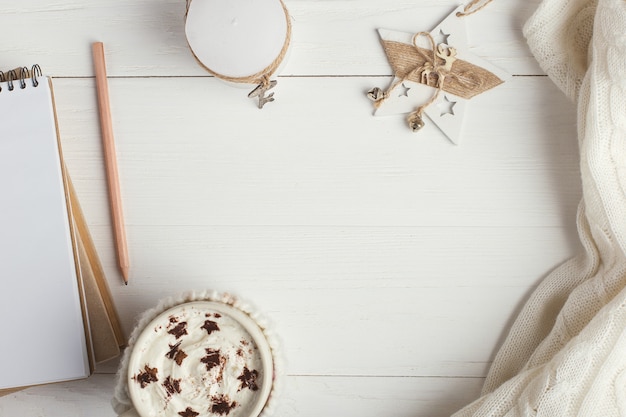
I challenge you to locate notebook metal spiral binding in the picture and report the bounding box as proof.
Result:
[0,64,42,93]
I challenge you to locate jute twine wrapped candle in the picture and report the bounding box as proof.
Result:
[184,0,292,108]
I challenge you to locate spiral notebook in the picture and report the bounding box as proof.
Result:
[0,66,124,392]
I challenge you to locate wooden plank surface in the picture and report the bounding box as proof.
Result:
[56,76,579,228]
[0,0,542,76]
[0,374,483,417]
[0,0,582,415]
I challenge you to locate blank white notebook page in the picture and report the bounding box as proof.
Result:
[0,75,90,389]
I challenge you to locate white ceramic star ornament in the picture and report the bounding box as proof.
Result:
[367,5,510,144]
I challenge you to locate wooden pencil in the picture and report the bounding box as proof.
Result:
[92,41,130,284]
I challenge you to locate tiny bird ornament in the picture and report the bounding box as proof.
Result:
[367,5,510,144]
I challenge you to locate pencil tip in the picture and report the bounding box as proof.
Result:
[120,265,129,285]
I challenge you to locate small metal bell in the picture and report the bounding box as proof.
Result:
[367,87,385,102]
[407,113,425,132]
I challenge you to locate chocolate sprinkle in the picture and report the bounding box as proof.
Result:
[163,376,182,396]
[133,365,158,388]
[166,341,188,366]
[168,321,188,339]
[201,348,222,371]
[210,395,237,415]
[237,367,260,391]
[178,407,199,417]
[201,319,220,335]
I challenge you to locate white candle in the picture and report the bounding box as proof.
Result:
[185,0,290,82]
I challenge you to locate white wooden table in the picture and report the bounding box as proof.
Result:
[0,1,581,416]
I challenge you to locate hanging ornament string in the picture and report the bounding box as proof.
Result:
[405,34,452,131]
[456,0,495,18]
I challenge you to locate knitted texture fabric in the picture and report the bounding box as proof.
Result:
[452,0,626,415]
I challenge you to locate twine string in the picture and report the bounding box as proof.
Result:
[456,0,494,17]
[405,33,445,129]
[260,74,272,89]
[185,0,292,107]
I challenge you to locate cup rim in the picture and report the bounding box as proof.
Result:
[127,300,274,417]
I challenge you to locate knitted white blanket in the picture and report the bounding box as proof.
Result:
[452,0,626,415]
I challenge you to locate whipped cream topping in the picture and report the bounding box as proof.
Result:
[128,302,272,417]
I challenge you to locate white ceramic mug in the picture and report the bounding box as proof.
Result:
[124,301,274,417]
